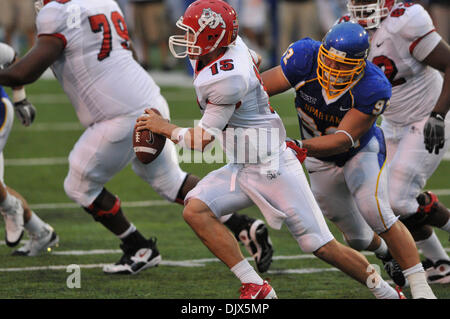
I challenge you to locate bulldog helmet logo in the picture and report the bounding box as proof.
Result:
[198,8,226,29]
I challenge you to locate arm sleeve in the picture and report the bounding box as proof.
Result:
[198,103,236,133]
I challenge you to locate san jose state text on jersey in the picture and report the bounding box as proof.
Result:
[281,38,392,166]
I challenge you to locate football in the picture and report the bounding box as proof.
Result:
[133,108,167,164]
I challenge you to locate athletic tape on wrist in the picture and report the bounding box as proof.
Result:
[13,88,26,103]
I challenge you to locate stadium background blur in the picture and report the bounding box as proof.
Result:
[0,0,449,299]
[1,0,448,72]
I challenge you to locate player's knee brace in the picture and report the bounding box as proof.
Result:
[342,235,373,251]
[83,188,121,222]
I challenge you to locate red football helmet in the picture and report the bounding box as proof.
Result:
[347,0,397,29]
[169,0,239,58]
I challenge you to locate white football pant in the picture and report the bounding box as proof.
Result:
[63,95,187,207]
[0,96,14,183]
[382,116,450,217]
[305,134,399,250]
[186,147,334,253]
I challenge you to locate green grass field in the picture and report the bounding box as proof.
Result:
[0,79,448,299]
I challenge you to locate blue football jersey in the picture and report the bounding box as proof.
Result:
[280,38,392,166]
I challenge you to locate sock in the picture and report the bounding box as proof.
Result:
[24,212,47,235]
[121,228,147,248]
[369,277,399,299]
[373,238,389,259]
[440,218,450,233]
[0,192,20,213]
[416,231,450,263]
[403,263,436,299]
[230,259,263,285]
[118,224,137,239]
[219,214,233,224]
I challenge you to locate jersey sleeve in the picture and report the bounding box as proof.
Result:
[199,103,236,132]
[202,74,248,106]
[396,4,442,61]
[36,4,72,48]
[280,38,320,87]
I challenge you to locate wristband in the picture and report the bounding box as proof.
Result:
[175,127,190,149]
[335,129,355,147]
[13,87,26,103]
[430,112,445,121]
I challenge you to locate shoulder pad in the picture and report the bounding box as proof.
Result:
[281,38,320,86]
[385,3,434,39]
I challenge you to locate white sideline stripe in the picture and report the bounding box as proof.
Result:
[28,200,172,210]
[5,157,68,166]
[0,249,449,272]
[15,117,301,133]
[4,190,447,211]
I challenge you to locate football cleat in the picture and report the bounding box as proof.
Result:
[395,285,407,299]
[416,191,439,214]
[103,237,161,275]
[239,281,277,299]
[12,224,59,256]
[238,219,273,273]
[2,199,25,247]
[376,252,406,287]
[423,259,450,284]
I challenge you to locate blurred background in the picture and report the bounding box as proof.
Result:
[1,0,448,74]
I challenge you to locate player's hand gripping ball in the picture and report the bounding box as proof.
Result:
[133,108,166,164]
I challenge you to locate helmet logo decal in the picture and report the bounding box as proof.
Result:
[198,8,226,30]
[329,47,347,58]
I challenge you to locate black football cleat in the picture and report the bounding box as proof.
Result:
[103,237,161,275]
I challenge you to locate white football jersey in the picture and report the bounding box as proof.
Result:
[190,36,286,163]
[36,0,162,127]
[367,2,443,126]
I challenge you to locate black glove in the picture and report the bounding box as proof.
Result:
[424,112,445,155]
[14,99,36,127]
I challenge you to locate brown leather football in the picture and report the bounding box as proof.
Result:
[133,108,166,164]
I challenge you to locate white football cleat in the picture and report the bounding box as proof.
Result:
[13,224,59,256]
[423,259,450,284]
[2,199,25,247]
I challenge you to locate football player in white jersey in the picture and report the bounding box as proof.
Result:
[345,0,450,284]
[0,0,274,274]
[0,43,58,256]
[136,0,405,299]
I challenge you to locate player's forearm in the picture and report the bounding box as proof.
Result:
[302,133,353,158]
[431,66,450,117]
[0,68,32,87]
